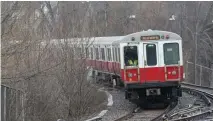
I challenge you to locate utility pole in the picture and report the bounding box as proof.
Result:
[104,2,108,36]
[180,3,183,37]
[129,15,136,33]
[194,2,198,84]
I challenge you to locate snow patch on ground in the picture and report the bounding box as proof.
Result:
[84,110,108,121]
[105,90,113,106]
[84,87,113,121]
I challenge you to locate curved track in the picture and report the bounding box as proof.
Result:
[113,83,213,121]
[113,102,178,121]
[164,83,213,121]
[94,81,213,121]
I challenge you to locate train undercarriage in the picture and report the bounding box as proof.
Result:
[124,82,182,106]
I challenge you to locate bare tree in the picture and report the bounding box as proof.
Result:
[2,1,106,121]
[178,2,213,84]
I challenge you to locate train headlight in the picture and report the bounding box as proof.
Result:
[172,71,177,75]
[128,73,133,77]
[183,73,185,79]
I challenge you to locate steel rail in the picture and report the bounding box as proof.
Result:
[181,82,213,90]
[170,109,213,121]
[150,102,178,121]
[182,87,211,106]
[166,84,213,121]
[113,107,141,121]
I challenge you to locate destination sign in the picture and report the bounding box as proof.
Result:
[141,35,160,40]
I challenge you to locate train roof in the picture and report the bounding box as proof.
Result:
[113,30,182,44]
[48,36,125,45]
[46,30,181,46]
[87,36,125,45]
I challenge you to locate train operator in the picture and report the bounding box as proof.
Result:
[127,57,138,66]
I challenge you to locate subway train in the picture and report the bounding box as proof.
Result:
[53,30,185,104]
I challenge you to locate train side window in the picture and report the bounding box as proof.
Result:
[101,48,105,61]
[76,47,81,58]
[81,44,85,57]
[163,43,180,65]
[115,48,118,62]
[107,48,111,61]
[106,48,108,61]
[86,47,89,58]
[84,45,88,58]
[146,44,157,66]
[112,48,115,61]
[95,48,99,60]
[90,48,93,59]
[118,48,120,62]
[83,45,86,58]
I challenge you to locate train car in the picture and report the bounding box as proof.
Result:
[116,30,184,104]
[85,36,125,81]
[86,30,184,104]
[53,30,184,104]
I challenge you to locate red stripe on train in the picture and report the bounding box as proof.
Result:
[120,66,184,83]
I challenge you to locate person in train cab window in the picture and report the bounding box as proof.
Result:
[127,56,138,66]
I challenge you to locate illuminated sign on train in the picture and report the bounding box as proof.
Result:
[141,35,160,40]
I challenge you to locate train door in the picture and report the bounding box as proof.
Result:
[143,43,160,82]
[123,44,140,83]
[163,43,181,81]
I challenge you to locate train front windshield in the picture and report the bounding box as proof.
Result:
[124,46,138,66]
[163,43,180,65]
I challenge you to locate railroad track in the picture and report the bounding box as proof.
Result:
[113,102,178,121]
[96,81,213,121]
[164,83,213,121]
[96,82,178,121]
[112,84,213,121]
